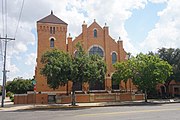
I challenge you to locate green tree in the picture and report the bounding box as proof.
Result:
[71,43,107,105]
[133,54,172,102]
[40,43,107,106]
[157,48,180,96]
[113,53,172,102]
[112,60,134,91]
[6,77,34,94]
[41,49,72,90]
[87,54,107,89]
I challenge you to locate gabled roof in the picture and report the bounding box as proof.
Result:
[37,11,67,25]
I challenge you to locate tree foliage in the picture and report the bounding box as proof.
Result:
[40,43,107,105]
[6,77,34,94]
[71,43,89,84]
[157,48,180,83]
[112,60,135,91]
[112,53,172,102]
[41,49,72,90]
[70,43,106,105]
[132,54,172,92]
[87,54,107,85]
[71,43,106,85]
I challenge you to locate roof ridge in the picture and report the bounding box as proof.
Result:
[37,12,67,25]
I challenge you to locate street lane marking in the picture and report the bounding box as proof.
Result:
[76,108,180,117]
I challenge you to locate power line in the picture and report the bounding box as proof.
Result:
[5,0,7,35]
[1,0,5,61]
[14,0,25,38]
[1,0,4,37]
[0,35,3,61]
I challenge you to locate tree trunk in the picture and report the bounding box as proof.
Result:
[71,82,76,106]
[145,89,148,102]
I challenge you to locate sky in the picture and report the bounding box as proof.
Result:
[0,0,180,84]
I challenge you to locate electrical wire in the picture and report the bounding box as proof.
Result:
[1,0,4,61]
[5,0,7,35]
[14,0,25,38]
[1,0,4,36]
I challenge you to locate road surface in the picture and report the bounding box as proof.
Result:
[0,103,179,120]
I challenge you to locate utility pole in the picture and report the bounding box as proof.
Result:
[0,35,15,107]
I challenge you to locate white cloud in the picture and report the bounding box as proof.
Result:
[149,0,168,4]
[2,0,168,80]
[25,53,36,66]
[140,0,180,53]
[1,0,149,54]
[6,57,19,74]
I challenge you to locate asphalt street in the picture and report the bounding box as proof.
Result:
[0,103,179,120]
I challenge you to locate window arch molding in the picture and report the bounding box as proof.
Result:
[74,50,78,58]
[49,36,56,41]
[110,51,118,55]
[111,51,117,64]
[88,45,105,57]
[49,37,56,48]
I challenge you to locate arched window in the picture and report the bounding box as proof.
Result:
[89,46,104,57]
[50,38,54,48]
[112,52,117,64]
[93,29,97,38]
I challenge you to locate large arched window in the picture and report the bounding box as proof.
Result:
[50,38,54,48]
[89,46,104,57]
[112,52,117,64]
[93,29,97,38]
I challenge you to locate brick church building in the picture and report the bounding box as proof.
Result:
[32,11,144,104]
[14,11,179,104]
[14,12,145,104]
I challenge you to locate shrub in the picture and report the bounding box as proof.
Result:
[6,91,13,97]
[10,96,14,102]
[6,91,14,102]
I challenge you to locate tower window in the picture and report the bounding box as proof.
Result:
[112,52,117,64]
[50,27,52,34]
[53,27,55,34]
[94,29,97,38]
[50,38,54,48]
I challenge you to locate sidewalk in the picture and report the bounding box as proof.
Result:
[0,97,180,112]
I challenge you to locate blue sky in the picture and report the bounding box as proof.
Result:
[125,2,166,47]
[0,0,180,84]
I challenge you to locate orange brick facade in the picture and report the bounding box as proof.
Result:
[35,12,137,95]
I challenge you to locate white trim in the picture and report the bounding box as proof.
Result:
[49,36,56,41]
[73,50,77,54]
[88,44,105,57]
[93,28,98,31]
[111,51,118,55]
[88,44,104,52]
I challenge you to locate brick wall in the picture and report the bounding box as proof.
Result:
[14,93,48,104]
[14,93,144,104]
